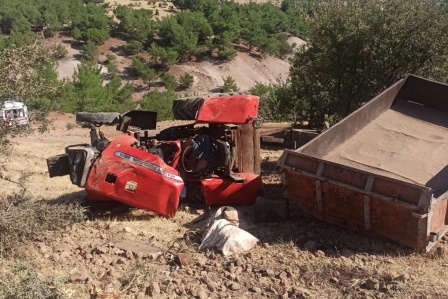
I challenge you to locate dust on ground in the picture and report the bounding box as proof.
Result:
[1,112,447,299]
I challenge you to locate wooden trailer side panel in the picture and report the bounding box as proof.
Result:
[283,170,319,216]
[370,197,420,248]
[282,169,424,250]
[430,197,448,237]
[279,150,433,251]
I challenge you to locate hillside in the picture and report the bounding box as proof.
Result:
[53,36,301,97]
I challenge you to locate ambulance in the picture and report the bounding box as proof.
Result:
[0,100,30,126]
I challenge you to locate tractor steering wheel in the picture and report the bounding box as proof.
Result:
[181,146,194,173]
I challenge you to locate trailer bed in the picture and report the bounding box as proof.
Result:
[277,75,448,252]
[324,100,448,196]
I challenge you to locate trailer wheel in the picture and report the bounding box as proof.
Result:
[76,112,121,125]
[185,182,206,206]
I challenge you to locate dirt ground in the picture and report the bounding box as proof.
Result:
[1,113,447,299]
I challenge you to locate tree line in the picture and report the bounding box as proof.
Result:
[0,0,308,58]
[1,0,448,126]
[0,0,310,118]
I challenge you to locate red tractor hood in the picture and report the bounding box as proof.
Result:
[85,134,183,217]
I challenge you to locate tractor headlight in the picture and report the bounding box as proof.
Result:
[69,150,86,185]
[65,145,96,187]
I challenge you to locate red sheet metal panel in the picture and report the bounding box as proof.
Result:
[85,134,183,217]
[196,95,259,124]
[202,172,262,206]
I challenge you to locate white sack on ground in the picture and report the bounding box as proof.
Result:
[199,207,258,256]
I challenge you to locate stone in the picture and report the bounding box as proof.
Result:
[54,244,72,253]
[250,287,262,293]
[106,222,116,229]
[234,258,243,267]
[278,271,288,281]
[254,198,289,222]
[95,246,108,254]
[395,273,411,283]
[151,282,161,295]
[198,289,208,299]
[69,267,89,283]
[365,278,380,290]
[124,226,133,233]
[114,241,162,259]
[229,282,241,291]
[294,287,312,297]
[265,268,275,277]
[329,277,339,284]
[177,252,194,266]
[202,276,218,292]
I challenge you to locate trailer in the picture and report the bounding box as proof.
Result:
[277,75,448,252]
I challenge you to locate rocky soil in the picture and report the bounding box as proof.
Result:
[1,114,447,298]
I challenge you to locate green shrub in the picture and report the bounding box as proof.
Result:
[61,61,133,113]
[81,41,98,62]
[53,43,68,59]
[126,40,144,55]
[140,91,176,120]
[107,62,120,75]
[221,76,239,93]
[106,52,117,62]
[178,73,194,89]
[131,57,157,85]
[161,72,178,91]
[217,48,237,61]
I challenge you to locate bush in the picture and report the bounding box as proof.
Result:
[178,73,194,89]
[126,40,144,55]
[161,72,178,91]
[53,43,68,59]
[81,41,98,62]
[82,28,109,45]
[221,76,239,93]
[0,189,85,255]
[217,48,237,61]
[0,262,66,299]
[140,91,176,120]
[61,61,133,113]
[106,52,117,63]
[250,82,291,122]
[131,57,157,85]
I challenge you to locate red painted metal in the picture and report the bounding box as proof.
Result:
[201,172,262,206]
[85,134,184,217]
[196,95,259,124]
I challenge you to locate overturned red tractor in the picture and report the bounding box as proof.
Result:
[47,94,263,217]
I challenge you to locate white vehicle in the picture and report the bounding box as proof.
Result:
[0,100,30,126]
